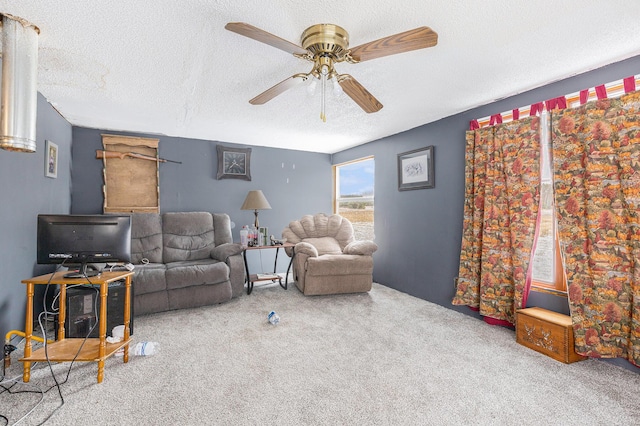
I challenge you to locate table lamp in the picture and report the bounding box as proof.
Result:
[241,190,272,228]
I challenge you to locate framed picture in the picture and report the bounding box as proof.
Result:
[45,140,58,178]
[397,146,434,191]
[216,145,251,181]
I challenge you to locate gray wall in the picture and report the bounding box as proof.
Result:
[70,127,333,272]
[3,55,639,372]
[332,54,640,371]
[332,122,465,304]
[0,93,72,357]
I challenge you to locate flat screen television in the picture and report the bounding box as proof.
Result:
[37,214,132,278]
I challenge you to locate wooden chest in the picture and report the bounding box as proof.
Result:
[516,307,586,364]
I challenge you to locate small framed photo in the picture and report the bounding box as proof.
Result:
[45,140,58,178]
[397,146,434,191]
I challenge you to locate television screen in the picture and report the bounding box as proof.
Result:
[37,214,131,278]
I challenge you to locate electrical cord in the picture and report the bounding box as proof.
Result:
[5,260,102,425]
[33,264,68,422]
[41,261,101,382]
[1,260,105,425]
[0,358,54,425]
[1,345,94,426]
[1,377,45,426]
[37,264,102,425]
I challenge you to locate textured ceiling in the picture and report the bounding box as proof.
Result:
[2,1,640,153]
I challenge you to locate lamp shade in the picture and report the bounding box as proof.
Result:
[241,190,271,229]
[241,190,272,211]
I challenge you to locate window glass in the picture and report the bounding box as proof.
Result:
[531,112,566,294]
[334,157,374,241]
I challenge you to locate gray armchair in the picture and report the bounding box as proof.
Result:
[282,213,377,296]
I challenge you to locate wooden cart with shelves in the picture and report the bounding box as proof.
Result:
[20,270,134,383]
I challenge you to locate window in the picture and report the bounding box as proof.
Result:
[473,76,640,296]
[531,112,567,295]
[333,157,375,241]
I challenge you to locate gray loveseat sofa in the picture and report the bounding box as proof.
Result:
[129,211,245,316]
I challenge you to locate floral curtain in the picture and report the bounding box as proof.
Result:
[453,118,541,324]
[551,92,640,366]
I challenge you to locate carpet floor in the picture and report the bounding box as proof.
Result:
[2,282,639,425]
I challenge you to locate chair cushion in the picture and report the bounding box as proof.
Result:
[162,212,215,262]
[131,213,163,264]
[304,237,342,255]
[132,263,166,295]
[165,260,229,290]
[297,213,329,238]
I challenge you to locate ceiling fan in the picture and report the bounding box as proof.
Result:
[225,22,438,121]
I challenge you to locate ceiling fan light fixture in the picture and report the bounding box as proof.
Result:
[332,76,343,97]
[306,76,318,96]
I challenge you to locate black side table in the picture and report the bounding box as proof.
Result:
[243,242,296,295]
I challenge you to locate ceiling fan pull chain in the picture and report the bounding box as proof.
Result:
[321,76,326,122]
[321,65,328,122]
[320,66,327,123]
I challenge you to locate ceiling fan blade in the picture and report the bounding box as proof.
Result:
[348,27,438,62]
[249,74,308,105]
[338,75,383,113]
[225,22,308,56]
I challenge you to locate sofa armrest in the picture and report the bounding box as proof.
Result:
[295,241,318,258]
[211,243,245,298]
[211,243,244,262]
[343,240,378,256]
[226,252,246,298]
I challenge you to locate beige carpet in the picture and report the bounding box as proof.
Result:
[2,282,639,425]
